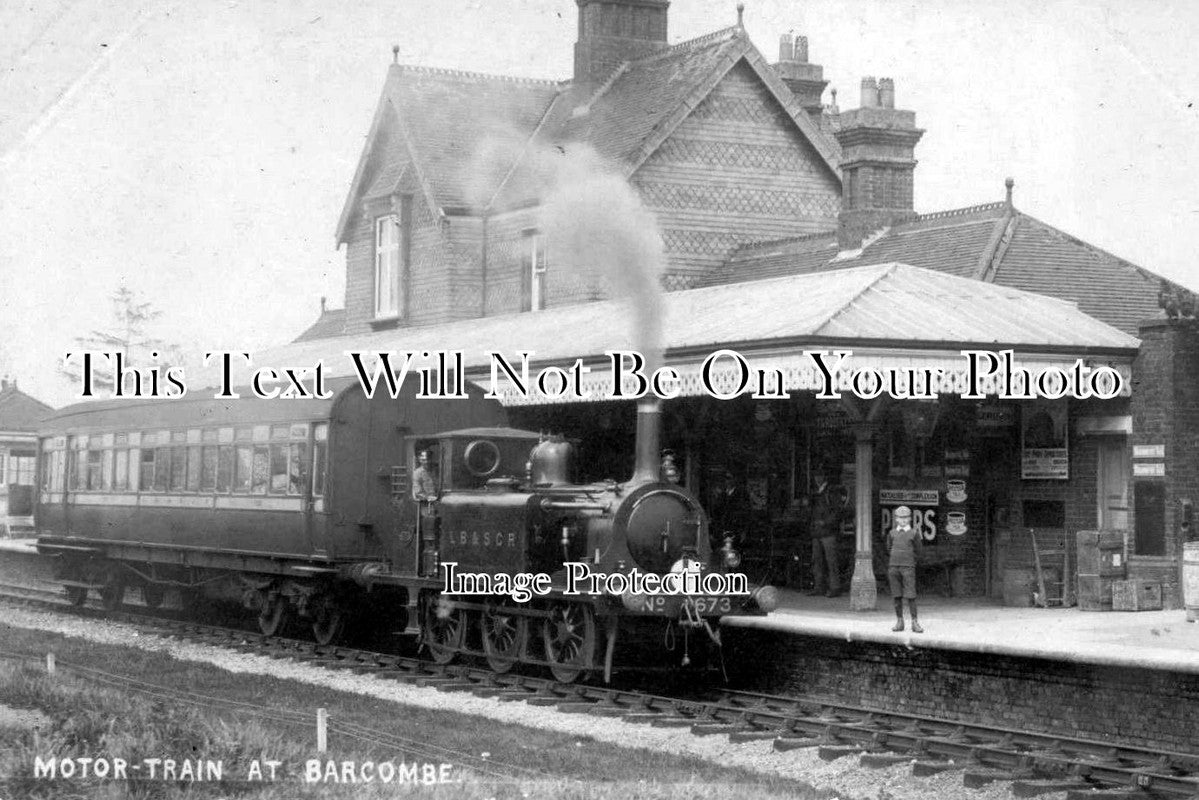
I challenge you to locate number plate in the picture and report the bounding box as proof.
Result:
[633,595,732,616]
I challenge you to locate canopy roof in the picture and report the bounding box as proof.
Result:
[196,263,1139,405]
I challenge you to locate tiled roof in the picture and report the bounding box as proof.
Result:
[716,202,1169,335]
[337,26,841,238]
[0,385,54,432]
[293,308,347,342]
[386,67,563,211]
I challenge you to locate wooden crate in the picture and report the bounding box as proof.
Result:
[1111,580,1163,612]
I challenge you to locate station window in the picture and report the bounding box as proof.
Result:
[371,205,410,321]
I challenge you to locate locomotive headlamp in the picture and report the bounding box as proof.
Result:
[720,536,741,570]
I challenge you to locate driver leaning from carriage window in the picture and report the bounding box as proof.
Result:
[411,450,438,502]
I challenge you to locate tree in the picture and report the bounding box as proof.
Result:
[61,285,182,395]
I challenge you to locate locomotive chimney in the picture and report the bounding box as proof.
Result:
[632,399,662,483]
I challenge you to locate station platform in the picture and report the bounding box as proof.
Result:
[725,588,1199,675]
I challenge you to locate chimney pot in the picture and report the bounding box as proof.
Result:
[878,77,895,109]
[794,34,809,63]
[1005,177,1015,207]
[320,295,327,313]
[860,76,879,108]
[778,33,794,61]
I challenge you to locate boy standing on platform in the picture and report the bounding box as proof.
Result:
[887,505,924,633]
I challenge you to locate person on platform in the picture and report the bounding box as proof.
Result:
[709,470,751,548]
[808,467,843,597]
[887,505,924,633]
[411,450,438,502]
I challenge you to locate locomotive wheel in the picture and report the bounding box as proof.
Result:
[257,595,290,637]
[424,596,465,665]
[99,575,126,612]
[543,602,596,683]
[310,598,344,646]
[141,583,165,610]
[480,601,527,673]
[64,585,87,606]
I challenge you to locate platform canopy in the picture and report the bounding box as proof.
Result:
[204,262,1140,405]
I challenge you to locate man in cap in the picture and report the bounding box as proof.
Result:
[808,466,844,597]
[412,450,438,502]
[887,505,923,632]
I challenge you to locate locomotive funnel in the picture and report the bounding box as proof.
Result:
[632,399,662,483]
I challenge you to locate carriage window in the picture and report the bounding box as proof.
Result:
[100,449,113,491]
[86,449,103,490]
[153,447,170,491]
[313,423,328,497]
[186,446,202,491]
[233,445,253,493]
[10,450,36,486]
[288,442,308,495]
[200,446,217,491]
[269,444,288,493]
[169,446,187,491]
[251,446,270,494]
[114,449,129,491]
[217,446,233,492]
[141,449,156,490]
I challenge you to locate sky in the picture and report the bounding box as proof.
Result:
[1,0,1197,407]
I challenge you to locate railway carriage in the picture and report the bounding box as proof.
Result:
[36,379,776,683]
[35,377,506,643]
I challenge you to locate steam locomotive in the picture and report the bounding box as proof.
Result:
[35,378,777,682]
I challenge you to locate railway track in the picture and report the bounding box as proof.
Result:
[2,583,1197,799]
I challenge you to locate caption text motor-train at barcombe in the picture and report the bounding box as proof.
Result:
[33,378,777,683]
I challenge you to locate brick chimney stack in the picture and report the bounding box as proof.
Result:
[833,76,925,250]
[773,32,828,121]
[574,0,670,86]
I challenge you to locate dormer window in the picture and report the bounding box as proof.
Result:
[374,206,407,319]
[521,231,548,312]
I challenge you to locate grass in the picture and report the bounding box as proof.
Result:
[0,622,826,799]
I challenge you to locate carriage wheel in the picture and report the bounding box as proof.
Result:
[99,573,126,612]
[64,585,87,606]
[257,595,289,637]
[480,600,527,673]
[310,597,344,646]
[424,595,465,665]
[141,583,165,610]
[542,602,597,683]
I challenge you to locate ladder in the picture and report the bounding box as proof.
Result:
[1030,528,1073,607]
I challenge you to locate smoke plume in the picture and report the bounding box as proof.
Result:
[538,144,665,377]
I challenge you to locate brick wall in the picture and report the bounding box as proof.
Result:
[1130,318,1199,607]
[726,628,1199,752]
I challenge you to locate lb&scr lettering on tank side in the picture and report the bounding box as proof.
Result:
[454,530,518,547]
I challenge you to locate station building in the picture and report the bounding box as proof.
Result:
[290,0,1199,609]
[0,378,53,535]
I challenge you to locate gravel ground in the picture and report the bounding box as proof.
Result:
[0,605,1069,800]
